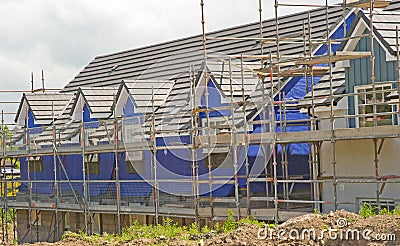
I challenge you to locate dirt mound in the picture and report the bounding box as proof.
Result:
[17,210,400,245]
[205,224,260,245]
[205,210,400,246]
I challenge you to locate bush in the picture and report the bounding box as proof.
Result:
[238,216,266,228]
[359,202,378,218]
[223,210,238,232]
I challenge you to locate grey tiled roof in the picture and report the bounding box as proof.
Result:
[8,126,24,144]
[359,10,400,55]
[62,6,349,92]
[207,60,260,99]
[121,79,174,111]
[36,120,81,144]
[384,0,400,11]
[297,66,346,108]
[153,73,193,132]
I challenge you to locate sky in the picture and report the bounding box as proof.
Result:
[0,0,340,123]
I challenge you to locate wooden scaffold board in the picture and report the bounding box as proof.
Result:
[344,0,391,9]
[296,51,371,66]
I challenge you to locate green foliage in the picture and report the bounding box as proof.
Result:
[201,225,211,234]
[62,230,98,242]
[61,212,271,244]
[0,208,15,226]
[221,210,267,232]
[213,222,223,233]
[313,208,321,214]
[359,203,400,218]
[0,125,11,141]
[378,206,400,216]
[394,205,400,215]
[359,202,378,218]
[379,208,391,215]
[238,216,266,228]
[187,222,199,235]
[223,210,238,232]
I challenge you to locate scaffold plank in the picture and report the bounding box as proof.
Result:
[344,0,391,8]
[3,125,400,160]
[250,209,310,222]
[296,51,371,66]
[196,125,400,145]
[256,66,329,77]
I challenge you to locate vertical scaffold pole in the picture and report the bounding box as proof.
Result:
[328,38,338,211]
[189,65,200,228]
[273,0,280,225]
[151,86,159,225]
[343,0,347,37]
[81,120,88,234]
[228,58,241,219]
[200,0,207,60]
[373,138,380,211]
[397,26,400,125]
[325,0,338,211]
[259,0,264,67]
[0,113,3,243]
[241,55,251,217]
[304,17,313,204]
[370,0,377,127]
[1,110,8,244]
[26,107,33,243]
[200,0,214,225]
[282,93,289,211]
[308,12,320,210]
[308,12,316,132]
[272,145,278,224]
[267,50,273,209]
[274,0,281,91]
[52,102,60,240]
[114,94,121,233]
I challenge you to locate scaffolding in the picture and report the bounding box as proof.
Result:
[0,0,399,244]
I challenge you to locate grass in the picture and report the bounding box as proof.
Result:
[62,210,271,244]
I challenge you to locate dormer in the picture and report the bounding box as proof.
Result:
[70,87,119,123]
[15,93,73,127]
[114,79,174,118]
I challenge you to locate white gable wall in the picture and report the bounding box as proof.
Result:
[320,138,400,212]
[72,95,84,121]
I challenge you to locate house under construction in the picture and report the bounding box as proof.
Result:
[1,0,400,244]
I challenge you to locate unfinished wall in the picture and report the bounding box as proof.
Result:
[17,210,65,243]
[320,138,400,212]
[16,210,195,242]
[314,98,349,130]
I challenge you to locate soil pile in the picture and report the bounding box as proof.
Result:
[13,210,400,245]
[206,210,400,245]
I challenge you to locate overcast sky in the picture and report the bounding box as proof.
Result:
[0,0,340,123]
